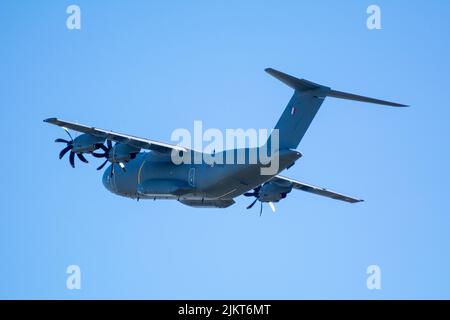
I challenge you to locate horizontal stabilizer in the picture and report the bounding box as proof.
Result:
[265,68,328,91]
[328,89,408,107]
[265,68,408,107]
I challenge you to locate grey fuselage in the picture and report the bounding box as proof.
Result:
[102,148,301,208]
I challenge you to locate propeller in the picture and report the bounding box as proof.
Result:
[244,185,276,216]
[93,140,112,168]
[244,186,264,216]
[92,140,138,177]
[268,202,276,213]
[93,140,116,176]
[54,128,89,168]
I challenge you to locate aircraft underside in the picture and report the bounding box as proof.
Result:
[102,149,302,208]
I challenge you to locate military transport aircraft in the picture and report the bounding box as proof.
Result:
[44,68,407,214]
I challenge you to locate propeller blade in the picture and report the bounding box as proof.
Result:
[77,153,89,163]
[260,202,263,216]
[55,138,70,144]
[62,127,73,141]
[244,192,257,197]
[92,152,106,158]
[107,140,112,149]
[268,202,276,213]
[97,159,108,170]
[69,151,75,168]
[244,186,261,197]
[246,198,258,209]
[97,144,109,153]
[59,145,72,159]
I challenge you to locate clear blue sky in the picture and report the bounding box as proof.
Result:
[1,0,450,299]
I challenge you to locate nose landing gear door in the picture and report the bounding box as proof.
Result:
[188,167,196,187]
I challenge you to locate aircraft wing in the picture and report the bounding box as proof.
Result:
[44,118,188,153]
[271,175,363,203]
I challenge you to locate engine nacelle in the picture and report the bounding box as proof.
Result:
[109,143,141,163]
[258,179,293,202]
[72,134,105,153]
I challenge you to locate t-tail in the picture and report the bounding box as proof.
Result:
[266,68,408,151]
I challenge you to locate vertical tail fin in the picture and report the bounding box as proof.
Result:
[266,68,330,150]
[265,68,407,151]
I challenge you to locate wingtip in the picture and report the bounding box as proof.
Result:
[43,117,57,123]
[265,67,285,76]
[389,102,409,108]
